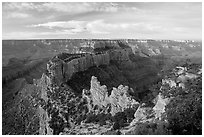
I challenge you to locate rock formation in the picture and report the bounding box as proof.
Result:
[162,79,177,88]
[109,85,138,115]
[153,93,170,120]
[130,106,153,125]
[82,76,139,116]
[128,92,170,128]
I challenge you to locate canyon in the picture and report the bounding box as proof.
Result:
[2,39,202,135]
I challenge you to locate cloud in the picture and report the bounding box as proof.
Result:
[3,30,78,39]
[3,2,41,11]
[30,20,120,34]
[30,19,167,36]
[31,20,86,29]
[6,12,30,18]
[29,20,112,34]
[2,3,201,40]
[30,20,88,34]
[86,20,167,34]
[3,2,119,14]
[86,20,131,34]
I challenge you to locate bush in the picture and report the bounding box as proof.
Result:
[112,112,127,130]
[124,108,135,122]
[49,111,65,135]
[112,108,136,130]
[166,93,202,134]
[85,113,98,123]
[165,76,202,135]
[85,112,112,125]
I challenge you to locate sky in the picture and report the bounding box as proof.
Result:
[2,2,202,40]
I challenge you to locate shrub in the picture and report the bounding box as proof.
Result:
[85,112,112,125]
[112,112,127,130]
[166,93,202,134]
[85,113,98,123]
[124,108,135,123]
[127,121,170,135]
[165,75,202,135]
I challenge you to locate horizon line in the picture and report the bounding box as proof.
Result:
[2,38,202,42]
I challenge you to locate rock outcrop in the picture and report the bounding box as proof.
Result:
[162,79,177,88]
[89,76,109,108]
[153,93,170,120]
[109,85,138,115]
[128,92,170,127]
[130,106,153,125]
[82,76,139,116]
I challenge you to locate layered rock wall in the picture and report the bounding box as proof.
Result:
[63,53,110,81]
[49,48,131,86]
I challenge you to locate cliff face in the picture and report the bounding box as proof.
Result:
[48,48,131,86]
[63,53,110,81]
